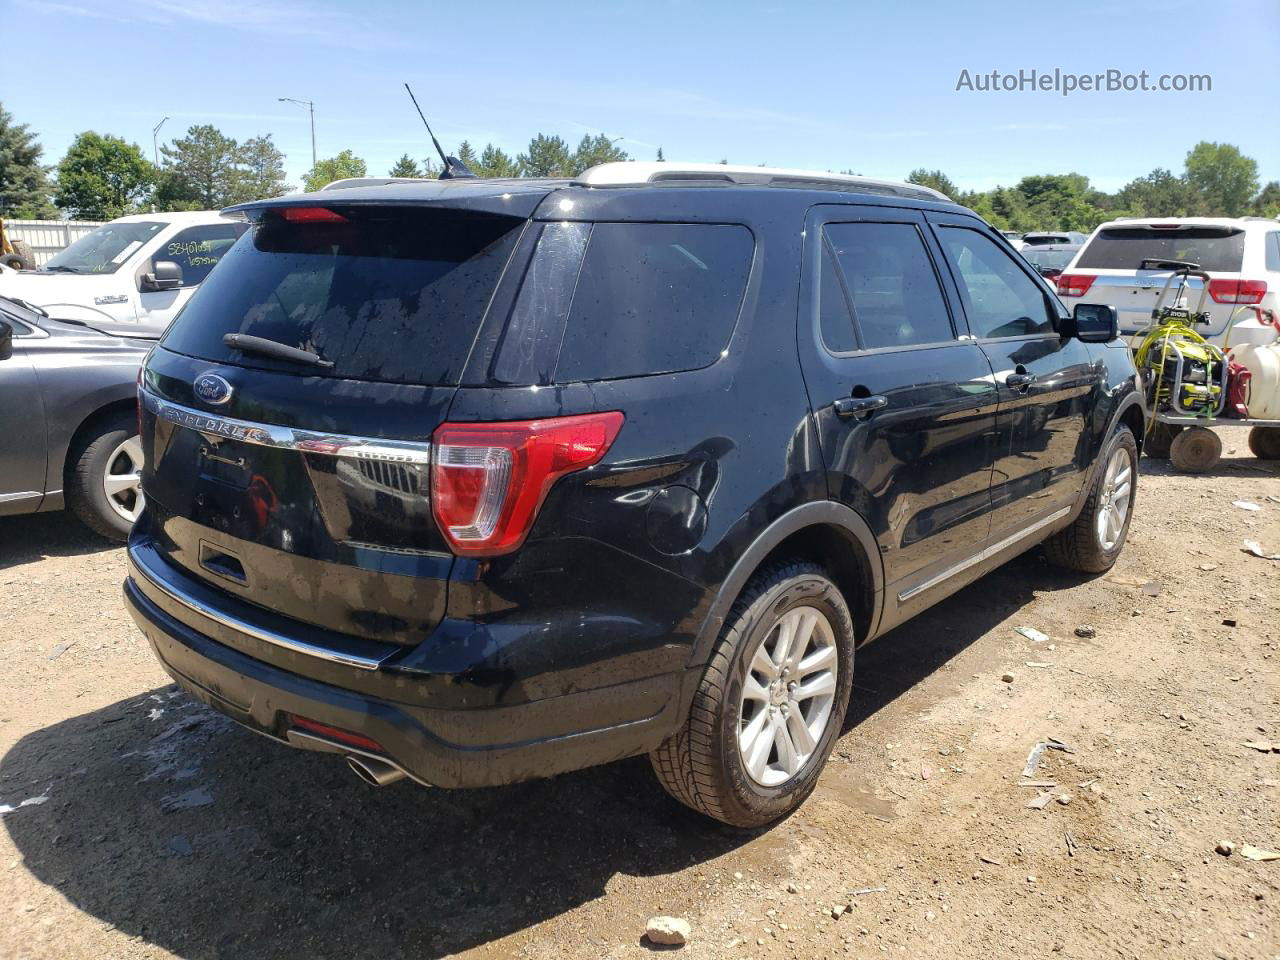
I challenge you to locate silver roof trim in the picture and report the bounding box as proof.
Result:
[573,161,950,201]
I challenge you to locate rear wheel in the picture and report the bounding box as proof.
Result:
[1248,426,1280,460]
[650,561,854,828]
[1043,425,1137,574]
[1169,426,1221,474]
[66,412,144,541]
[10,239,34,270]
[1143,421,1182,459]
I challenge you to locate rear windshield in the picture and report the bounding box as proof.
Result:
[1021,248,1076,271]
[160,207,523,385]
[494,221,754,384]
[1075,226,1246,272]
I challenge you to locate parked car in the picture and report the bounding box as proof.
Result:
[0,295,156,539]
[1057,217,1280,347]
[1021,243,1082,284]
[123,162,1143,827]
[1021,231,1088,248]
[0,212,250,333]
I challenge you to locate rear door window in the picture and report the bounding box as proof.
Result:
[1075,226,1246,272]
[160,206,524,385]
[551,223,754,382]
[823,222,953,349]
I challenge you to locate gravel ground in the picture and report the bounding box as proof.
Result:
[1,426,1277,960]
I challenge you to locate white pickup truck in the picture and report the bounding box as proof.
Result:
[0,211,249,332]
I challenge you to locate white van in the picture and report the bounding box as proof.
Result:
[0,212,249,332]
[1056,217,1280,348]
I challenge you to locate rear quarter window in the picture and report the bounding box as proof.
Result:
[496,222,754,384]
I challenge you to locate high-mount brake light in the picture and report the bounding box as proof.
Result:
[1057,274,1096,298]
[1207,279,1267,305]
[279,207,347,223]
[432,412,625,557]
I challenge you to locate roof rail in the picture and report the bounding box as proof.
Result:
[318,177,429,191]
[573,162,951,202]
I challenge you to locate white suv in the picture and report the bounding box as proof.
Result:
[1056,217,1280,347]
[0,212,249,332]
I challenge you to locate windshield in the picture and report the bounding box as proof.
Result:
[161,206,524,385]
[43,221,165,275]
[1022,248,1076,271]
[1075,226,1246,272]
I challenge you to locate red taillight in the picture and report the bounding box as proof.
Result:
[1057,274,1096,297]
[432,412,625,557]
[279,206,347,223]
[1207,279,1267,305]
[289,715,384,753]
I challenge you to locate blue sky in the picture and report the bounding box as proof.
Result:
[7,0,1278,196]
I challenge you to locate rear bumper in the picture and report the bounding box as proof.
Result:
[123,545,694,789]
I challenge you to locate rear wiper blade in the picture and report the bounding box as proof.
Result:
[223,333,334,368]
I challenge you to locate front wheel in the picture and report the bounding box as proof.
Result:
[650,561,854,828]
[1169,426,1221,474]
[1043,425,1137,574]
[1248,426,1280,460]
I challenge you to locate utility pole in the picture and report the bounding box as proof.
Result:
[152,116,169,166]
[278,97,316,170]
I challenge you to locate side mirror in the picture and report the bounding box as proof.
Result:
[0,319,12,361]
[1071,303,1118,343]
[140,260,182,292]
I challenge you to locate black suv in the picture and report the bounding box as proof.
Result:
[124,164,1143,827]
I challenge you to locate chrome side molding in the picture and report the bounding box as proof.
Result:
[897,507,1070,603]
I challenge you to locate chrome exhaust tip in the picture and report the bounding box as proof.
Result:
[346,754,407,787]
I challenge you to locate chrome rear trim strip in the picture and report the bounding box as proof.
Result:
[140,388,432,465]
[128,543,385,671]
[897,507,1071,603]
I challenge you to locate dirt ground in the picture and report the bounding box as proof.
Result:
[1,425,1277,960]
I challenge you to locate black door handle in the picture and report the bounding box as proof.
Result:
[833,394,888,418]
[1005,372,1035,389]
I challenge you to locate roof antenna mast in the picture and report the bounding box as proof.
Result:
[403,82,476,180]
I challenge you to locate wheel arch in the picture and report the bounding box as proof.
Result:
[688,502,884,667]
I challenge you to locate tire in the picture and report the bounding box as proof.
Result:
[66,412,144,541]
[1169,426,1221,474]
[0,253,22,271]
[10,239,34,270]
[1043,425,1137,574]
[1248,426,1280,460]
[650,561,854,828]
[1143,421,1181,459]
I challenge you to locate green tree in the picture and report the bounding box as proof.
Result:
[158,124,242,209]
[656,146,665,162]
[906,168,958,200]
[0,101,55,217]
[233,134,291,202]
[1116,168,1202,218]
[303,149,367,192]
[1254,181,1280,218]
[53,131,154,220]
[474,144,519,178]
[388,153,422,178]
[455,141,479,172]
[570,133,629,174]
[1184,141,1258,216]
[518,134,572,178]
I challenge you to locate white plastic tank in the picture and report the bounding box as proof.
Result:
[1233,341,1280,420]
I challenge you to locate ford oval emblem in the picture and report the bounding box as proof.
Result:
[193,373,233,406]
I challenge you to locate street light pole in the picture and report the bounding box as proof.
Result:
[278,97,316,170]
[152,116,170,166]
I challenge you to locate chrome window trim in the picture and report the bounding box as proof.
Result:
[140,389,431,464]
[127,543,386,671]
